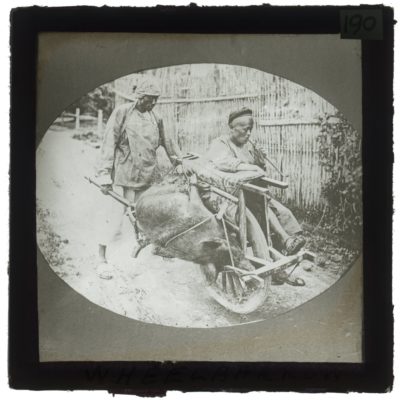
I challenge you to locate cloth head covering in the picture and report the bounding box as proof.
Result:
[134,77,162,98]
[228,107,253,125]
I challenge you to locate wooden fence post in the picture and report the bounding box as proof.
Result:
[97,109,103,135]
[75,108,80,130]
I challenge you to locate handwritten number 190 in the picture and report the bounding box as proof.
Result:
[344,14,377,35]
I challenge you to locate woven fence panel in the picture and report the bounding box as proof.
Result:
[113,64,339,210]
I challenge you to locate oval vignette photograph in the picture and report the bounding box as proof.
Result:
[36,63,362,329]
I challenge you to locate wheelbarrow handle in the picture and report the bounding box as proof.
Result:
[170,152,200,165]
[84,176,134,208]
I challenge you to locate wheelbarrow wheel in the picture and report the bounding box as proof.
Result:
[200,209,271,314]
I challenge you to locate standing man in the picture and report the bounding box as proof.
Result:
[95,77,186,278]
[206,107,306,257]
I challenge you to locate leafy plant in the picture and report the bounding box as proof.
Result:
[317,112,362,245]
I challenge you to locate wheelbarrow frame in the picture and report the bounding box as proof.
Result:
[195,172,315,283]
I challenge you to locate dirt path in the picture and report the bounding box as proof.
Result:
[36,127,343,328]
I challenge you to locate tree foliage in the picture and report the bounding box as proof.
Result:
[65,83,115,120]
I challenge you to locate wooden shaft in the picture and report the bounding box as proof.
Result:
[237,189,247,251]
[264,195,272,248]
[84,176,134,208]
[260,176,289,189]
[223,219,239,234]
[207,185,238,204]
[224,265,265,284]
[244,252,306,277]
[221,272,227,292]
[226,273,236,297]
[233,274,245,296]
[104,190,133,208]
[221,218,235,268]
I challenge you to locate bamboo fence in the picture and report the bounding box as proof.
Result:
[113,64,341,210]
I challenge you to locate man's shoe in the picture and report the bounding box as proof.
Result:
[96,262,114,280]
[271,270,306,286]
[285,235,306,255]
[271,270,288,285]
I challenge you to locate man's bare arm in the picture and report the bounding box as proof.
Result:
[158,118,183,163]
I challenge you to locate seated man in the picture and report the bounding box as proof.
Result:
[205,107,306,256]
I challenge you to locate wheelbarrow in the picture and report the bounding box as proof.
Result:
[85,154,315,315]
